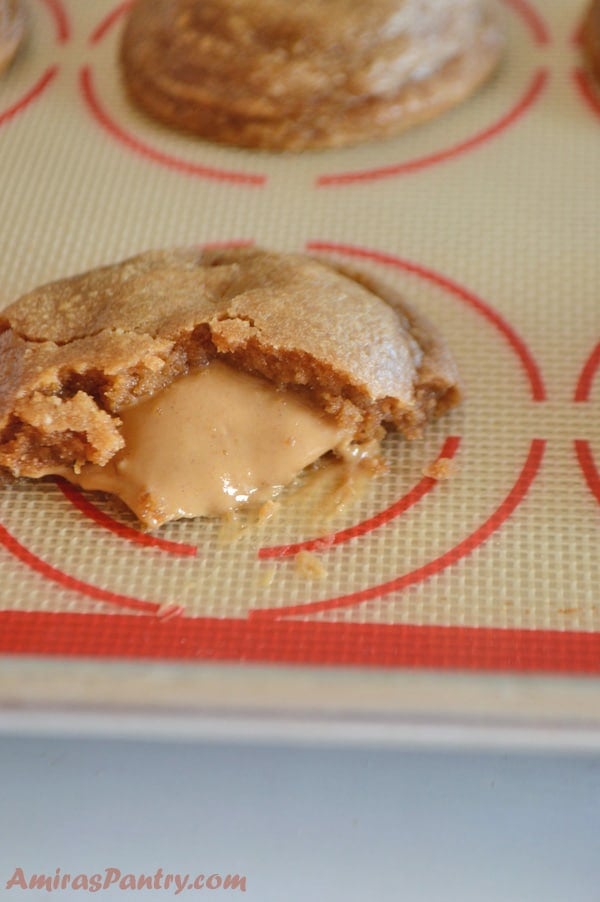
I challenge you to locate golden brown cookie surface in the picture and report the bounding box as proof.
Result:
[0,0,25,74]
[120,0,505,151]
[583,0,600,82]
[0,247,460,480]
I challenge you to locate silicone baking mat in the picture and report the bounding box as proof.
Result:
[0,0,598,698]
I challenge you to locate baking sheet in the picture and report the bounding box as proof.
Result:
[0,0,598,736]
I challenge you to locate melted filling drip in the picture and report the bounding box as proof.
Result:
[66,362,350,528]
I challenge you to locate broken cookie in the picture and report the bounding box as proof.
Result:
[120,0,505,151]
[0,247,460,527]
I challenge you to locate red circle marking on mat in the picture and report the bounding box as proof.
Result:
[0,519,168,615]
[575,341,600,402]
[317,68,548,186]
[251,438,546,620]
[78,66,267,186]
[89,0,133,45]
[258,436,461,560]
[0,65,58,129]
[56,480,198,558]
[2,609,600,674]
[38,0,70,43]
[307,242,546,401]
[501,0,550,45]
[573,68,600,120]
[574,441,600,508]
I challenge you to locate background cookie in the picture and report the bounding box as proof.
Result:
[583,0,600,81]
[120,0,505,151]
[0,0,25,74]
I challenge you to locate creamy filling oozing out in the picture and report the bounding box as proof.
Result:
[65,362,352,529]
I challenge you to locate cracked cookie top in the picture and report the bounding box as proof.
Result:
[0,247,461,477]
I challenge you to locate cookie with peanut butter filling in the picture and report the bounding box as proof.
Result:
[120,0,505,151]
[583,0,600,82]
[0,247,460,526]
[0,0,25,74]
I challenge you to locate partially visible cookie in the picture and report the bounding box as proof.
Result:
[120,0,505,151]
[583,0,600,82]
[0,0,25,74]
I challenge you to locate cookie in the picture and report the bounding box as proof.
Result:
[0,0,25,74]
[0,247,461,525]
[120,0,505,151]
[583,0,600,82]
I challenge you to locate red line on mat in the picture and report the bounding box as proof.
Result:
[317,69,548,186]
[307,242,546,402]
[78,66,267,186]
[501,0,550,45]
[573,68,600,120]
[251,439,546,620]
[574,440,600,508]
[55,480,197,557]
[0,519,169,616]
[0,66,59,129]
[259,436,461,560]
[89,0,133,44]
[574,341,600,402]
[1,610,599,674]
[38,0,70,43]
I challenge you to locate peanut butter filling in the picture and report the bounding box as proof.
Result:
[63,362,350,529]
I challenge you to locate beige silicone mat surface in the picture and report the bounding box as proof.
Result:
[0,0,599,735]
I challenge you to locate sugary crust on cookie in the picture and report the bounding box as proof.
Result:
[120,0,505,151]
[583,0,600,81]
[0,0,26,74]
[0,247,461,477]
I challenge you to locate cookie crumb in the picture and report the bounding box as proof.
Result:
[423,457,456,480]
[258,499,279,523]
[156,602,185,620]
[294,550,326,580]
[258,565,277,588]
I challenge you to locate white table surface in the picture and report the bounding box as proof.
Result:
[1,730,599,902]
